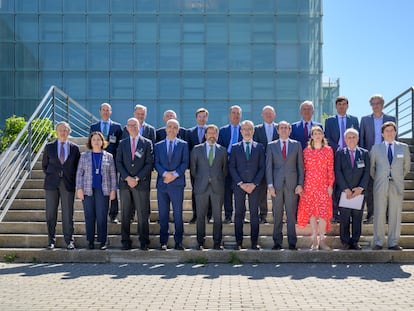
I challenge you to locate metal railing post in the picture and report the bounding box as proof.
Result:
[27,122,32,176]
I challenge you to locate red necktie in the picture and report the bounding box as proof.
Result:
[282,141,287,160]
[304,122,308,139]
[131,137,136,160]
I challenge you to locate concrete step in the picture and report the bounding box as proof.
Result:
[2,221,414,236]
[0,233,378,250]
[2,247,414,264]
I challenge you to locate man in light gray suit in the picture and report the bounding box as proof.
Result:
[370,121,410,251]
[190,124,228,250]
[360,94,397,224]
[266,121,304,250]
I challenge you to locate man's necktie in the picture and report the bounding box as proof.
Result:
[350,149,355,168]
[131,137,136,160]
[228,126,238,153]
[208,144,214,166]
[304,122,309,138]
[282,141,287,160]
[245,142,250,160]
[59,142,65,164]
[198,127,204,144]
[168,140,173,162]
[388,143,393,165]
[103,121,108,136]
[340,117,345,148]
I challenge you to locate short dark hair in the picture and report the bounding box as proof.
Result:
[335,96,348,105]
[381,121,397,133]
[86,131,109,150]
[195,107,209,117]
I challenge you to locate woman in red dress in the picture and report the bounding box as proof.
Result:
[297,126,335,250]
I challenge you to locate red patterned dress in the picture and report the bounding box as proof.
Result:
[297,145,335,231]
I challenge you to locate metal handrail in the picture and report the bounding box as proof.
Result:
[384,86,414,139]
[0,86,98,222]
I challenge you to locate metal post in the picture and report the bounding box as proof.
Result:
[27,122,32,176]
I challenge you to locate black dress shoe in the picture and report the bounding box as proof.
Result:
[88,241,95,249]
[66,242,75,250]
[244,218,250,224]
[341,243,350,250]
[352,243,362,250]
[121,243,131,250]
[110,218,119,224]
[174,243,184,250]
[47,243,55,250]
[363,216,373,224]
[213,243,224,250]
[251,244,261,250]
[160,244,168,251]
[223,218,232,224]
[140,244,149,251]
[100,243,107,250]
[259,217,268,224]
[234,245,242,250]
[272,244,281,250]
[388,245,403,251]
[372,245,383,250]
[189,217,197,224]
[197,244,204,251]
[288,244,297,250]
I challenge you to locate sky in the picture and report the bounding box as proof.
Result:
[323,0,414,119]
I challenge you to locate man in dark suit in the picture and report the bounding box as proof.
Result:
[290,100,323,150]
[334,128,370,250]
[155,110,186,143]
[266,121,304,250]
[218,105,243,223]
[90,103,123,223]
[154,119,189,250]
[370,121,410,251]
[229,120,265,250]
[186,108,211,224]
[116,118,154,250]
[360,94,397,224]
[122,104,156,144]
[42,121,80,250]
[190,124,227,250]
[253,105,279,223]
[325,96,360,222]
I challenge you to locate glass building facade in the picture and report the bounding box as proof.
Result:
[0,0,322,128]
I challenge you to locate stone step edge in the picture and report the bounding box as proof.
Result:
[1,248,414,264]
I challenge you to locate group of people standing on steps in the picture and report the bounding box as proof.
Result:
[42,93,410,252]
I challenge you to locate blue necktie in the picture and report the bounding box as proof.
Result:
[388,143,393,165]
[228,126,238,153]
[168,140,173,163]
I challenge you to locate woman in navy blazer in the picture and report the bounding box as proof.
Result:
[76,132,117,250]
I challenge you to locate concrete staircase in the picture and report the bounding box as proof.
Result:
[1,137,414,263]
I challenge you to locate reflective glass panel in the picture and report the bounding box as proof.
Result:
[39,15,62,41]
[39,43,62,70]
[87,72,109,98]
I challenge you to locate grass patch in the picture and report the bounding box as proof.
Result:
[4,253,18,263]
[185,257,208,264]
[228,252,243,264]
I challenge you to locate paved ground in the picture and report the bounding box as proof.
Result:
[1,263,414,310]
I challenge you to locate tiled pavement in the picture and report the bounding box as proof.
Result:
[1,262,414,310]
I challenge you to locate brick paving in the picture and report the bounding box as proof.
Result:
[1,263,414,310]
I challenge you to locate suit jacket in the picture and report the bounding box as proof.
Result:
[190,142,227,195]
[334,147,370,197]
[76,150,117,196]
[253,122,279,151]
[217,124,242,153]
[42,140,80,192]
[155,126,186,143]
[154,138,189,189]
[229,141,265,188]
[122,122,156,145]
[266,139,304,190]
[90,120,123,157]
[290,120,323,150]
[325,114,360,151]
[370,141,410,195]
[116,135,154,191]
[186,125,206,151]
[359,113,396,151]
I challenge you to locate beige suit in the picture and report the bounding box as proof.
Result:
[370,141,410,247]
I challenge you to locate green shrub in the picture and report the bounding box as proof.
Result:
[0,115,26,152]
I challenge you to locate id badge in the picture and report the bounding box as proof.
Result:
[109,135,117,143]
[135,149,143,158]
[397,153,404,158]
[356,160,365,168]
